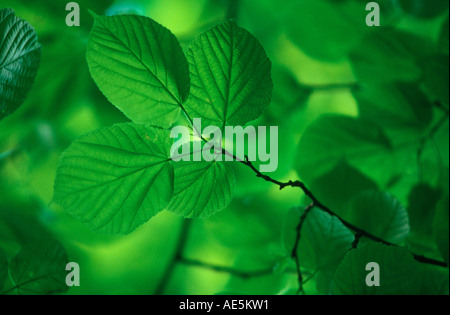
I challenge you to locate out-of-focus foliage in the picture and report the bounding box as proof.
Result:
[0,0,449,295]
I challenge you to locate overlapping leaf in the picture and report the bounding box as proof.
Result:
[168,161,235,218]
[295,115,392,184]
[353,83,433,143]
[0,8,41,121]
[185,21,272,129]
[350,191,410,244]
[349,28,430,83]
[54,123,174,234]
[334,243,449,295]
[86,14,190,128]
[283,207,354,272]
[9,239,69,295]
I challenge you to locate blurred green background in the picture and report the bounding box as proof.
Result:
[0,0,449,295]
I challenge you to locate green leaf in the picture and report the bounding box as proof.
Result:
[353,83,433,143]
[406,184,442,253]
[334,243,449,295]
[349,28,430,83]
[0,8,41,121]
[422,55,449,108]
[0,247,8,290]
[283,207,354,272]
[295,115,392,184]
[439,17,449,55]
[185,21,272,129]
[10,239,69,295]
[433,196,449,264]
[283,0,366,61]
[54,123,174,234]
[398,0,449,19]
[168,161,235,218]
[86,14,190,128]
[350,191,410,244]
[309,161,379,218]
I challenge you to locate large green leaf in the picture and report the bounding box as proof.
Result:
[168,161,235,218]
[283,207,354,272]
[9,239,69,295]
[185,21,272,129]
[349,191,410,244]
[0,8,41,121]
[295,115,392,184]
[433,196,449,264]
[0,247,7,290]
[334,243,449,295]
[54,123,174,234]
[86,14,190,128]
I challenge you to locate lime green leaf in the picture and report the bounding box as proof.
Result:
[0,8,41,121]
[86,14,190,128]
[295,115,392,184]
[422,55,449,108]
[168,161,235,218]
[185,21,272,129]
[334,243,449,295]
[10,239,69,295]
[433,196,449,264]
[350,28,430,83]
[0,247,7,290]
[350,191,410,244]
[283,207,354,272]
[54,123,174,234]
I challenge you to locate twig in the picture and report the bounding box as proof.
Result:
[351,231,364,250]
[291,203,315,295]
[238,156,447,268]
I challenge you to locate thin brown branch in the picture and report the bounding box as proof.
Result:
[291,203,315,295]
[239,155,448,268]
